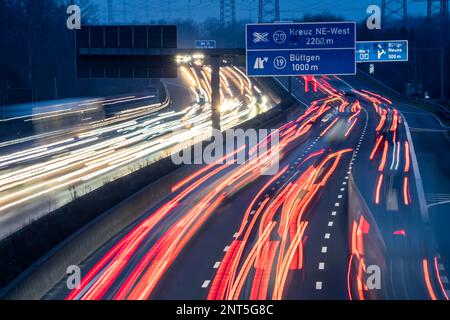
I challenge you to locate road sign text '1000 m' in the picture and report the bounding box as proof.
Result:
[246,22,356,77]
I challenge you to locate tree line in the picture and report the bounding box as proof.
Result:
[0,3,447,102]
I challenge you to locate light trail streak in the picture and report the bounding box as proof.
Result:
[403,176,410,205]
[370,136,384,160]
[378,141,389,172]
[422,259,438,300]
[404,141,410,173]
[375,174,384,204]
[434,256,450,300]
[320,117,339,137]
[344,118,358,137]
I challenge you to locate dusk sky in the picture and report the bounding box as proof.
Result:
[93,0,427,24]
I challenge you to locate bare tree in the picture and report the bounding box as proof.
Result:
[63,0,97,23]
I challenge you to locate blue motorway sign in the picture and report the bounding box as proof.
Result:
[246,22,356,76]
[195,40,216,49]
[356,40,408,63]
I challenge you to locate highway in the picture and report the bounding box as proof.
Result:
[0,64,276,240]
[42,74,449,300]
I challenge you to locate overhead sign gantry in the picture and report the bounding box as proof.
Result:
[246,22,357,77]
[76,25,178,79]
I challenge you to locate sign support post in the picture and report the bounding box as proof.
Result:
[288,76,292,94]
[211,55,221,132]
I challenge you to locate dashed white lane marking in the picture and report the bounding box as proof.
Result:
[321,246,328,253]
[316,281,323,290]
[442,276,449,284]
[201,280,211,288]
[328,221,334,227]
[335,203,340,207]
[213,262,221,269]
[233,232,239,238]
[331,211,337,216]
[318,262,325,270]
[324,233,331,239]
[224,246,230,252]
[342,181,347,185]
[340,188,345,191]
[338,195,343,199]
[345,176,349,180]
[250,210,256,215]
[439,264,445,271]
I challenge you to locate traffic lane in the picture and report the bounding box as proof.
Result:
[44,161,241,300]
[46,110,309,300]
[41,160,219,300]
[337,73,448,130]
[411,130,450,286]
[44,78,402,300]
[153,175,273,300]
[0,94,163,146]
[0,77,191,170]
[97,102,348,298]
[412,131,450,195]
[0,100,168,159]
[348,99,433,299]
[286,152,352,300]
[136,104,352,300]
[153,125,331,299]
[0,74,208,239]
[332,75,447,299]
[0,74,193,158]
[0,124,192,241]
[155,109,363,300]
[51,87,367,300]
[286,107,367,300]
[429,203,450,276]
[163,79,195,113]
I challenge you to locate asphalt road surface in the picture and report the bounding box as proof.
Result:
[43,74,449,300]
